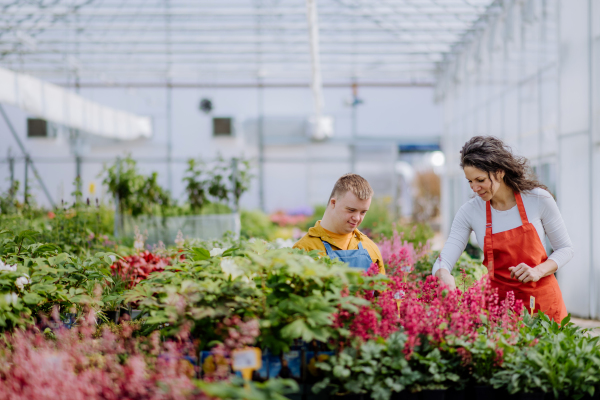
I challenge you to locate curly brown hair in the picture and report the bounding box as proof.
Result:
[460,136,548,193]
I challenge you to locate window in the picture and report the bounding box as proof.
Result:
[27,118,48,137]
[213,117,233,137]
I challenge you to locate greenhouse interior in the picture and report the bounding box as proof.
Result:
[0,0,600,398]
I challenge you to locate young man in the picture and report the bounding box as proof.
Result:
[293,173,385,274]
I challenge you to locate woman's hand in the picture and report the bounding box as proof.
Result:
[509,263,541,283]
[435,268,456,291]
[509,260,558,283]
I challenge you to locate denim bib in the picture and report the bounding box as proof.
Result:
[322,240,373,271]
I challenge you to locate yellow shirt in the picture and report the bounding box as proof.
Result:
[322,226,353,250]
[293,220,386,274]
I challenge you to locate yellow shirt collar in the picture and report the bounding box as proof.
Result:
[307,220,364,242]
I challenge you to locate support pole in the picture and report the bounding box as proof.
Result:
[258,79,265,212]
[588,0,597,319]
[166,83,173,193]
[76,155,82,203]
[114,157,121,238]
[165,0,173,194]
[8,152,14,193]
[306,0,325,139]
[255,0,266,212]
[391,143,398,220]
[24,156,29,206]
[0,103,55,207]
[231,157,239,213]
[350,81,358,172]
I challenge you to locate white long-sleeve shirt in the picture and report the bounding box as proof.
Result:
[432,188,574,275]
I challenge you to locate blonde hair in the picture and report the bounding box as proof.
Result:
[328,173,374,202]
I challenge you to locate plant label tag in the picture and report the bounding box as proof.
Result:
[530,296,535,315]
[232,347,262,371]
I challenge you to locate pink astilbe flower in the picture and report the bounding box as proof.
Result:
[332,264,401,344]
[0,314,205,400]
[377,230,430,276]
[398,275,524,358]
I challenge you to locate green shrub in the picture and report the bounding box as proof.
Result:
[0,230,118,332]
[491,313,600,399]
[240,209,277,240]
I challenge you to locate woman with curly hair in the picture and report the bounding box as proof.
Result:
[433,136,573,322]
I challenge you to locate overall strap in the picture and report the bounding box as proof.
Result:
[485,201,495,279]
[514,192,529,225]
[322,240,335,256]
[357,242,364,250]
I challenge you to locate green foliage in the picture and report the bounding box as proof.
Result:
[491,312,600,399]
[315,331,467,400]
[101,156,172,218]
[0,180,21,215]
[124,243,374,353]
[199,376,298,400]
[183,156,253,213]
[391,223,435,247]
[356,197,393,236]
[411,251,487,285]
[0,230,119,331]
[452,252,487,289]
[230,158,253,208]
[300,204,327,231]
[315,332,420,400]
[241,209,277,240]
[184,159,209,212]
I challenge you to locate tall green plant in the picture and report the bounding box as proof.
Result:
[184,159,208,213]
[101,156,172,218]
[183,156,253,214]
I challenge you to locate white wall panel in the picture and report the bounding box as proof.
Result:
[558,1,590,136]
[557,134,591,316]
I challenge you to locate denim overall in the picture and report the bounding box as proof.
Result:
[322,240,373,271]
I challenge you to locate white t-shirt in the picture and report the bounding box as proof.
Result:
[431,188,574,275]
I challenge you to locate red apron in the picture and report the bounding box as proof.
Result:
[482,192,567,322]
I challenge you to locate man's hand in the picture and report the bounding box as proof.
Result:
[434,268,456,291]
[509,263,544,283]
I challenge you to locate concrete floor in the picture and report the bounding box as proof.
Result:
[571,317,600,336]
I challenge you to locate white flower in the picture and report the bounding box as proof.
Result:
[210,247,225,257]
[15,274,31,290]
[0,260,17,272]
[220,258,245,280]
[4,292,18,306]
[271,238,295,249]
[174,230,185,248]
[133,226,147,251]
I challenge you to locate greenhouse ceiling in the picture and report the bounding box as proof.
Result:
[0,0,495,86]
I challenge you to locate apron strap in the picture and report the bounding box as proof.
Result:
[515,192,529,225]
[322,240,335,256]
[485,201,495,279]
[357,242,364,250]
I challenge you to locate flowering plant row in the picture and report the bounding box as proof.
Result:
[1,230,599,400]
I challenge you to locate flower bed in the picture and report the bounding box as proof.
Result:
[0,230,599,400]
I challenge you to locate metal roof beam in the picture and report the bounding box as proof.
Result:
[0,36,460,44]
[0,6,484,17]
[2,58,442,64]
[0,48,451,55]
[0,22,474,31]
